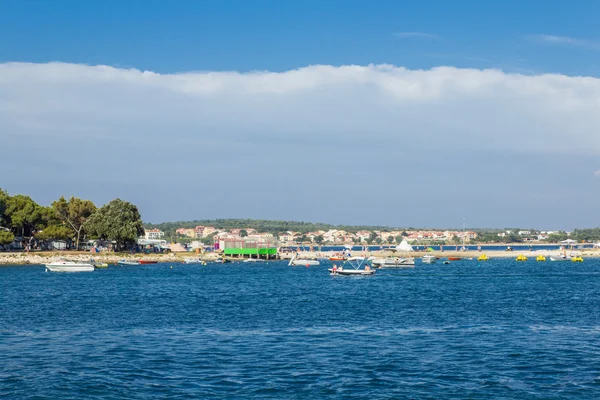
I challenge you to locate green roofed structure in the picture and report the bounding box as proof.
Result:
[221,236,278,260]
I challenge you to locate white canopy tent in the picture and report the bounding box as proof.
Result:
[560,239,577,245]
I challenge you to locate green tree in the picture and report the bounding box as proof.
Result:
[452,236,462,244]
[52,196,97,250]
[35,225,73,241]
[0,230,14,246]
[387,236,394,244]
[0,189,8,225]
[366,231,377,245]
[4,195,44,237]
[84,199,144,250]
[314,235,324,245]
[401,231,408,237]
[240,229,248,237]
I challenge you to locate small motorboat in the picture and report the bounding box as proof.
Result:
[243,258,265,263]
[329,257,374,276]
[45,260,95,272]
[288,254,320,266]
[139,260,157,264]
[329,257,346,261]
[443,261,451,265]
[422,255,436,264]
[448,257,462,261]
[549,256,568,262]
[117,260,141,266]
[373,257,415,268]
[184,258,206,265]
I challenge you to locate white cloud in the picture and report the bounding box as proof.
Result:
[1,62,600,226]
[394,32,441,40]
[529,34,600,50]
[594,169,600,177]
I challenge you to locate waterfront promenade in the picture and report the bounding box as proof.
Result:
[1,247,599,265]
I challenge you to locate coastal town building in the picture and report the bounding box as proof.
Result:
[144,228,165,240]
[175,228,196,238]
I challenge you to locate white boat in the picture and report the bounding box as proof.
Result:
[45,260,95,272]
[422,255,436,264]
[243,258,265,263]
[117,260,140,266]
[372,257,415,268]
[549,256,569,262]
[184,258,206,264]
[288,254,320,266]
[328,257,375,276]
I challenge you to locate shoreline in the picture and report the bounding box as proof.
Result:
[1,248,599,266]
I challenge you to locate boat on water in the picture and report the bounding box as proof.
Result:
[117,260,141,266]
[549,256,568,262]
[329,257,346,261]
[288,254,320,266]
[45,260,95,272]
[184,258,206,265]
[94,262,109,268]
[422,255,436,264]
[139,260,157,264]
[371,257,415,268]
[448,257,462,261]
[243,258,265,263]
[328,257,374,276]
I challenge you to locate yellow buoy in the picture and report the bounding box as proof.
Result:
[536,255,546,262]
[571,256,583,263]
[516,254,527,262]
[478,254,489,261]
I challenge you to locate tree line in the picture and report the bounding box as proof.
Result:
[0,189,144,250]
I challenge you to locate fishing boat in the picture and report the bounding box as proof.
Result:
[328,257,374,276]
[371,257,415,268]
[45,259,95,272]
[422,255,436,264]
[117,260,141,266]
[139,260,157,264]
[288,254,320,266]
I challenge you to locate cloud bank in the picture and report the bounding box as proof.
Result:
[1,62,599,227]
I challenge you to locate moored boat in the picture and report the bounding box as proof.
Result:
[328,257,374,276]
[288,254,320,266]
[139,260,157,264]
[448,257,462,261]
[372,257,415,268]
[45,260,95,272]
[117,260,141,266]
[422,255,436,264]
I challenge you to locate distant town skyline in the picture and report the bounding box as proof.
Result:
[1,0,599,230]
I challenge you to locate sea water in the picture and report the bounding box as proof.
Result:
[2,259,600,399]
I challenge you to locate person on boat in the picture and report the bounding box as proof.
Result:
[365,265,371,272]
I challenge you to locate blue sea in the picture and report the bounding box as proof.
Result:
[2,259,600,399]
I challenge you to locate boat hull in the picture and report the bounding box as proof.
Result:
[117,261,140,266]
[290,259,320,266]
[46,263,94,272]
[328,268,374,276]
[139,260,157,264]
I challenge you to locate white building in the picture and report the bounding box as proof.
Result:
[144,228,165,240]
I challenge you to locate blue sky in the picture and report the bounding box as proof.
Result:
[2,0,600,75]
[1,0,599,229]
